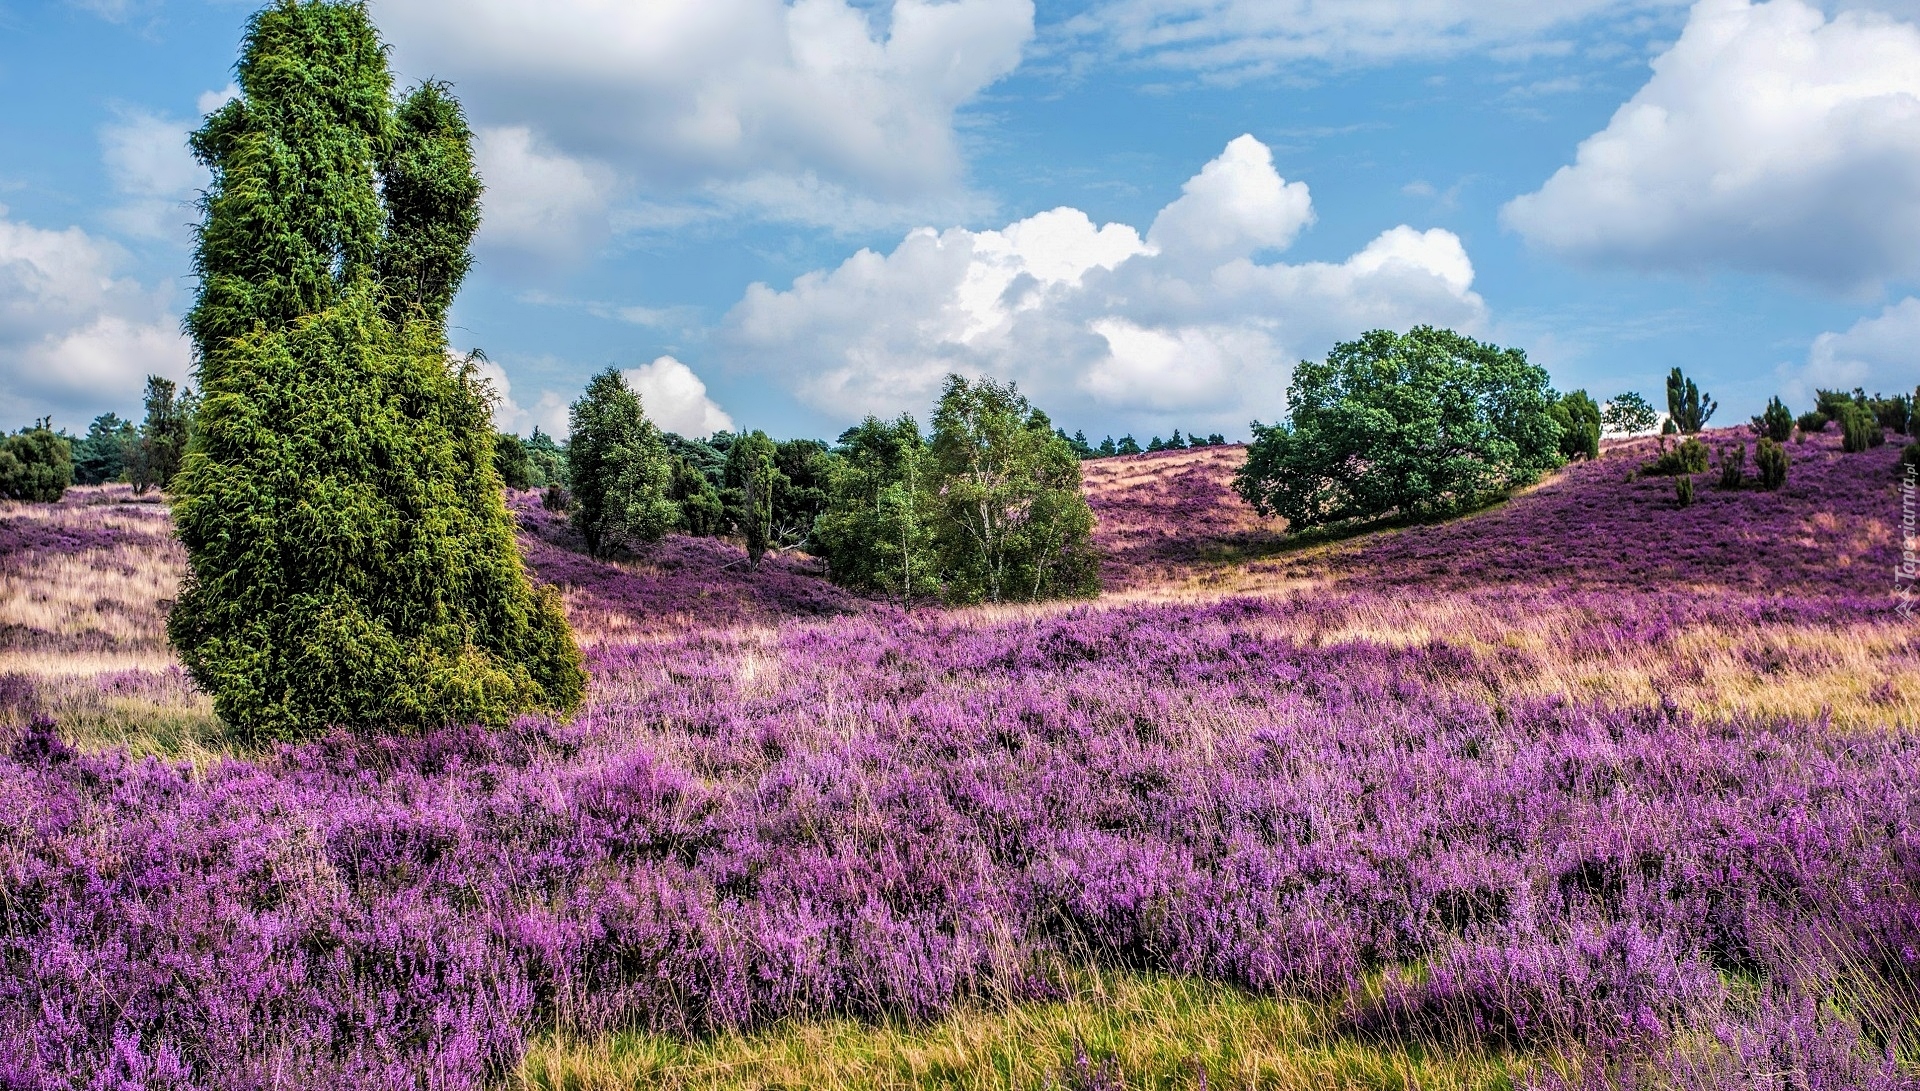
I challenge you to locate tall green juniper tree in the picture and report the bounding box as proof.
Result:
[566,367,677,559]
[169,0,584,738]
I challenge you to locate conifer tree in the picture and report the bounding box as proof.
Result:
[567,367,676,558]
[168,0,584,738]
[725,430,779,571]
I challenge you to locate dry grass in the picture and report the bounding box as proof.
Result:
[516,972,1541,1091]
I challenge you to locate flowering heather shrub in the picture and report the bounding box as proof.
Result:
[1321,430,1902,596]
[5,594,1920,1086]
[1081,446,1283,589]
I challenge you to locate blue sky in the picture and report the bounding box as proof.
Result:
[3,0,1917,443]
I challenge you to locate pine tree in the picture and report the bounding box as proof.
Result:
[168,0,583,738]
[567,367,676,558]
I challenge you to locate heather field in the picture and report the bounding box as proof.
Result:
[2,430,1917,1089]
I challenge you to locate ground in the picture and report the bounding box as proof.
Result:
[0,428,1914,1090]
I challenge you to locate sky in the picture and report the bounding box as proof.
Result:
[2,0,1918,444]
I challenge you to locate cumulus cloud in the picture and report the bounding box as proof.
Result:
[473,127,618,263]
[1777,298,1920,404]
[469,356,571,438]
[0,206,190,427]
[373,0,1032,234]
[624,356,736,437]
[719,136,1485,435]
[100,106,207,242]
[1503,0,1920,291]
[1064,0,1687,76]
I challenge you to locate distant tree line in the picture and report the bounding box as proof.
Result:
[556,369,1099,605]
[1053,428,1232,459]
[0,376,199,502]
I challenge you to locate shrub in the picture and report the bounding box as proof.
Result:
[928,375,1101,603]
[1718,443,1745,489]
[567,367,677,558]
[0,422,73,502]
[1552,390,1602,461]
[725,430,778,571]
[1602,392,1660,436]
[493,432,532,490]
[1868,392,1912,435]
[1752,397,1793,443]
[1796,411,1828,435]
[1643,437,1708,477]
[1839,404,1882,453]
[1900,441,1919,479]
[1665,368,1716,434]
[524,427,567,488]
[1755,438,1789,489]
[1236,327,1562,530]
[168,1,583,739]
[1675,474,1694,507]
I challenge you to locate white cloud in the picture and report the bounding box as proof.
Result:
[373,0,1032,234]
[1503,0,1920,291]
[1063,0,1687,77]
[1778,298,1920,404]
[470,356,570,438]
[100,106,207,242]
[719,137,1485,435]
[0,206,189,426]
[472,126,618,263]
[624,356,736,437]
[1146,134,1312,262]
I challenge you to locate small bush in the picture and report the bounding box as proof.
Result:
[1752,398,1792,443]
[1900,441,1920,479]
[1643,437,1708,477]
[1796,411,1828,435]
[1839,405,1882,453]
[1755,438,1788,490]
[1675,474,1694,507]
[1718,443,1745,489]
[0,423,73,502]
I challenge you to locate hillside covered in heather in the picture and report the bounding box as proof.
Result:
[2,424,1915,1089]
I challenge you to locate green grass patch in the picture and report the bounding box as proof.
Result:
[515,971,1546,1091]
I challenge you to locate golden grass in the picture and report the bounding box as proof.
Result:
[515,972,1541,1091]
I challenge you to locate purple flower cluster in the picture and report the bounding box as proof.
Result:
[0,433,1912,1088]
[5,596,1918,1086]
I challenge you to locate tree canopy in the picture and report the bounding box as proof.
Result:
[1235,327,1563,531]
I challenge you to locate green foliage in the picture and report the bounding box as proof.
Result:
[376,80,479,328]
[1206,433,1226,446]
[1056,428,1097,459]
[1096,435,1118,458]
[1753,397,1793,443]
[0,422,73,502]
[1839,403,1883,453]
[926,375,1099,605]
[1674,473,1694,507]
[812,415,939,605]
[1550,390,1601,461]
[1755,438,1789,489]
[493,432,533,490]
[668,456,726,537]
[1644,437,1709,477]
[131,376,195,494]
[72,412,137,485]
[1146,435,1167,452]
[1665,368,1716,434]
[1661,418,1680,435]
[1115,435,1142,455]
[524,427,567,488]
[1235,327,1563,531]
[725,430,778,571]
[1900,441,1920,479]
[772,438,831,549]
[169,0,582,739]
[567,367,677,558]
[1868,391,1913,435]
[1796,411,1828,435]
[1717,443,1745,490]
[1601,391,1659,436]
